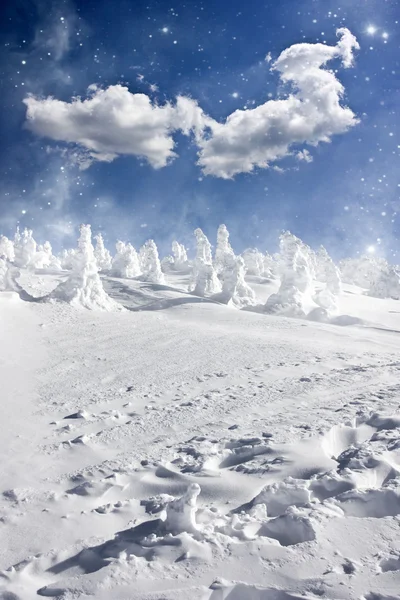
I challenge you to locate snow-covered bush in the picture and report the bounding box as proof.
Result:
[190,228,221,295]
[111,241,141,278]
[265,231,313,317]
[172,241,189,269]
[14,228,37,268]
[50,224,122,311]
[139,239,165,284]
[214,224,235,274]
[368,266,400,300]
[217,256,257,308]
[0,235,14,262]
[94,233,112,271]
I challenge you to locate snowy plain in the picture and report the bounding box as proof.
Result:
[1,264,400,600]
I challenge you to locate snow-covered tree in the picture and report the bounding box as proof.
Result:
[316,246,342,294]
[172,241,189,269]
[59,248,77,270]
[368,266,400,300]
[0,235,14,262]
[263,252,277,278]
[242,248,265,276]
[190,228,220,295]
[0,258,7,290]
[218,256,257,308]
[161,255,175,273]
[194,228,213,265]
[300,241,317,280]
[50,224,122,311]
[265,231,313,317]
[214,224,235,274]
[339,256,388,288]
[33,241,61,270]
[94,233,112,271]
[192,258,221,296]
[111,241,141,278]
[14,228,37,268]
[139,239,165,284]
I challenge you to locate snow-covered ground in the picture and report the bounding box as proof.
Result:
[1,269,400,600]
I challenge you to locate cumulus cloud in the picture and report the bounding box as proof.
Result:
[24,85,209,169]
[23,28,359,178]
[197,28,360,178]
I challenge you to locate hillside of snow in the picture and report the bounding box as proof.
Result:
[1,225,400,600]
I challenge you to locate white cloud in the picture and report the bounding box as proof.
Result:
[23,28,359,178]
[197,28,360,178]
[296,149,313,163]
[24,86,208,169]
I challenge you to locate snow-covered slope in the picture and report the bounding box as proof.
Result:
[1,269,400,600]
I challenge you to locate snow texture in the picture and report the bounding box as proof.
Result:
[1,223,400,600]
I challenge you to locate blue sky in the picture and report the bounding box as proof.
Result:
[0,0,399,260]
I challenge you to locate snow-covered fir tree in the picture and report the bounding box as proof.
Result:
[51,224,122,311]
[14,228,37,268]
[111,241,141,278]
[0,235,15,262]
[218,256,257,308]
[33,241,61,270]
[316,246,342,294]
[190,228,220,295]
[59,248,77,270]
[339,255,388,288]
[242,248,265,276]
[265,231,313,317]
[139,239,165,284]
[192,258,221,296]
[171,241,189,269]
[214,224,235,275]
[0,258,7,290]
[368,265,400,300]
[94,233,112,271]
